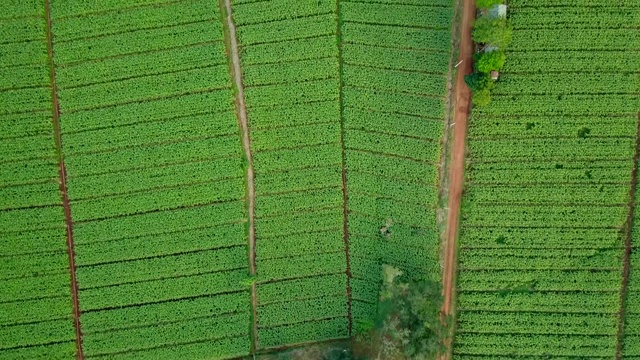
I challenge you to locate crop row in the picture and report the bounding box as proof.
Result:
[466,159,633,184]
[458,291,621,313]
[82,313,248,356]
[455,333,616,357]
[458,248,623,269]
[491,72,640,95]
[258,317,348,349]
[236,14,336,46]
[341,1,453,29]
[509,7,640,29]
[457,311,619,335]
[51,0,220,42]
[53,20,225,65]
[463,183,628,205]
[57,65,231,112]
[460,225,624,249]
[232,0,335,27]
[468,137,635,161]
[258,296,347,328]
[468,115,638,139]
[343,43,450,74]
[504,50,640,73]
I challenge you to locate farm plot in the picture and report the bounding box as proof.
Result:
[49,1,251,358]
[232,0,349,349]
[0,4,77,359]
[455,0,640,358]
[340,0,454,330]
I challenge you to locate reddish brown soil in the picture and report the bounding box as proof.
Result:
[616,112,640,360]
[45,1,84,359]
[336,0,354,339]
[220,0,259,352]
[441,0,475,358]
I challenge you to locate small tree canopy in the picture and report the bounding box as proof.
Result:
[476,0,503,9]
[472,88,492,107]
[464,72,494,93]
[472,16,512,49]
[474,50,506,73]
[354,266,447,360]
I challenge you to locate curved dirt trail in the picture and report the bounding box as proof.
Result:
[441,0,475,357]
[221,0,258,351]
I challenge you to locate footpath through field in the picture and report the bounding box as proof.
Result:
[442,0,475,355]
[221,0,258,352]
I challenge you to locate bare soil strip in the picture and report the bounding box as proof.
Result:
[219,0,259,352]
[441,0,475,358]
[336,0,354,339]
[615,112,640,360]
[44,1,84,359]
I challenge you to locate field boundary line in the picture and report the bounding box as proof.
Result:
[44,1,84,359]
[336,0,354,340]
[219,0,258,354]
[616,111,640,360]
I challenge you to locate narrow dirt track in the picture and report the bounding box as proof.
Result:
[221,0,259,352]
[441,0,475,356]
[335,0,354,339]
[45,1,84,359]
[615,112,640,360]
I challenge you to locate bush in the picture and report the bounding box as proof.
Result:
[474,50,506,73]
[472,16,512,49]
[464,72,494,93]
[472,88,492,107]
[476,0,503,9]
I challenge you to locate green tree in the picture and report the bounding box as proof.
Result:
[354,266,447,360]
[476,0,503,9]
[464,72,494,93]
[473,50,506,73]
[471,88,492,107]
[472,16,512,49]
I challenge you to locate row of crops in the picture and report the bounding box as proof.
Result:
[454,0,640,358]
[0,3,76,359]
[340,0,454,329]
[232,0,350,348]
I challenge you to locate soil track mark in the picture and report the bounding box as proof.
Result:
[44,1,84,359]
[336,0,354,339]
[441,0,475,358]
[615,112,640,360]
[219,0,259,352]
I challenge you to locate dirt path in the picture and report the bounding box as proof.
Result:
[220,0,259,352]
[45,1,84,359]
[441,0,475,356]
[615,112,640,360]
[335,0,354,339]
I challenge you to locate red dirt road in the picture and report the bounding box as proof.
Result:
[441,0,475,353]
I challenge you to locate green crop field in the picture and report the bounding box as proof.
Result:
[455,0,640,358]
[1,0,453,358]
[2,0,640,359]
